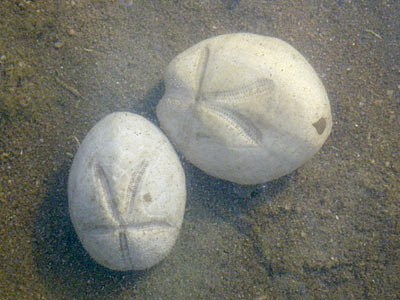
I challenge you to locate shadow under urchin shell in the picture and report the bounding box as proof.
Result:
[32,162,146,299]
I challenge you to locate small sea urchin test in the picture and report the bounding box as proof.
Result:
[68,112,186,271]
[157,33,332,185]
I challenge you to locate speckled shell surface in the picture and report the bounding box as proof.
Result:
[68,112,186,271]
[157,33,332,185]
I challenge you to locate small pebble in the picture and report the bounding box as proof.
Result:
[54,41,65,49]
[67,28,76,36]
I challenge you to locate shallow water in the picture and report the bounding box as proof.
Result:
[0,1,399,299]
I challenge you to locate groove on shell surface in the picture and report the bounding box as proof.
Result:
[93,160,149,225]
[93,162,133,265]
[86,221,175,235]
[201,77,275,108]
[119,231,131,266]
[126,159,150,217]
[89,159,173,267]
[196,102,262,147]
[94,163,116,224]
[194,46,210,102]
[192,45,271,148]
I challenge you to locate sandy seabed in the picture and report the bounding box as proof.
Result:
[0,1,399,299]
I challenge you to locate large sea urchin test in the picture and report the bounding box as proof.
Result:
[68,112,186,270]
[157,33,332,185]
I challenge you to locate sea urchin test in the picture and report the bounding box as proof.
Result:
[68,112,186,271]
[157,33,332,185]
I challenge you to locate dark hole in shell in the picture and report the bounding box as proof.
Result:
[312,117,326,135]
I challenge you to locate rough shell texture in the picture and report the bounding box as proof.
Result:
[68,112,186,271]
[157,33,332,185]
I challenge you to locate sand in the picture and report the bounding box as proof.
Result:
[0,1,399,299]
